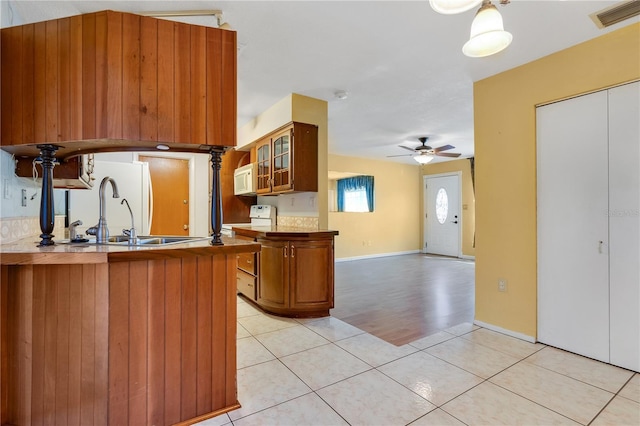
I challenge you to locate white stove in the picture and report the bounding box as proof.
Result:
[249,205,277,227]
[221,205,276,237]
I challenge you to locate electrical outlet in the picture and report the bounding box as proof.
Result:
[21,189,27,206]
[498,279,507,292]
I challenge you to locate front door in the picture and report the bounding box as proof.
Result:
[424,174,460,257]
[139,156,190,236]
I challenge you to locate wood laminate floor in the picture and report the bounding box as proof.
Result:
[331,253,475,346]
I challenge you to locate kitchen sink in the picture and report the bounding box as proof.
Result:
[63,235,210,246]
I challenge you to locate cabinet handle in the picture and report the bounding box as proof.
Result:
[291,245,295,258]
[284,246,288,257]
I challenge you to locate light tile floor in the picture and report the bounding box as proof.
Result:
[196,297,640,426]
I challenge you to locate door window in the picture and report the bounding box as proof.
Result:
[436,187,448,224]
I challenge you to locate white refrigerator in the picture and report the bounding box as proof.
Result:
[68,160,151,238]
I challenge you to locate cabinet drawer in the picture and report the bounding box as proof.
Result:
[237,270,256,301]
[237,252,256,274]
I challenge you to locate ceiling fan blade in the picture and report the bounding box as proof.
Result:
[435,152,462,158]
[386,154,413,158]
[434,144,455,153]
[398,145,417,152]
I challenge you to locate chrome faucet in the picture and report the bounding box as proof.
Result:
[120,198,138,245]
[86,177,120,243]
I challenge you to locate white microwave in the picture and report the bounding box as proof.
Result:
[233,163,257,195]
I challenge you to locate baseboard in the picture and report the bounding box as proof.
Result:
[473,320,536,343]
[460,255,475,260]
[335,250,421,263]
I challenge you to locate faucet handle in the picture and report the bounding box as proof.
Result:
[69,220,83,240]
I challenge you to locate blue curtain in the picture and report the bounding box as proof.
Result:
[336,176,374,212]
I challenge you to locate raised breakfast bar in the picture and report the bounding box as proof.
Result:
[0,236,260,426]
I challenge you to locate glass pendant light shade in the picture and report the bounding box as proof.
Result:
[462,1,512,57]
[414,155,434,164]
[430,0,483,15]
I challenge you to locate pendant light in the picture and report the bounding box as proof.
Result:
[462,0,512,57]
[429,0,483,15]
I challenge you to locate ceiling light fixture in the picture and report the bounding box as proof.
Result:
[462,0,512,58]
[334,90,348,100]
[414,154,434,164]
[429,0,482,15]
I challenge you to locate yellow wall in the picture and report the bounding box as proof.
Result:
[474,23,640,338]
[328,154,422,259]
[237,93,329,228]
[421,159,475,257]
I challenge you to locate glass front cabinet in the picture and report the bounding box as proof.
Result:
[253,122,318,195]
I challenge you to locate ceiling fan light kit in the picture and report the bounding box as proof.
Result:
[414,154,435,164]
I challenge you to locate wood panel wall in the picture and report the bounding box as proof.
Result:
[0,253,238,425]
[0,264,109,426]
[0,10,237,149]
[107,255,238,425]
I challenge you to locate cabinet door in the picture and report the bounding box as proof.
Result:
[256,138,272,193]
[537,90,610,363]
[271,129,292,193]
[257,239,289,308]
[289,240,334,311]
[608,82,640,371]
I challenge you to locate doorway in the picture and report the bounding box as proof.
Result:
[139,156,190,236]
[424,173,461,257]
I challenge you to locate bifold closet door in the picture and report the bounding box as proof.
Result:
[608,81,640,372]
[537,90,610,363]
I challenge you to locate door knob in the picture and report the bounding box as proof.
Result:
[183,224,189,230]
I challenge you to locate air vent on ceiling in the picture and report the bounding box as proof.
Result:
[590,0,640,29]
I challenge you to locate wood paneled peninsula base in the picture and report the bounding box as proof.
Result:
[0,237,259,426]
[232,226,339,318]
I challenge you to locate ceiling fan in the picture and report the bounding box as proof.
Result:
[388,137,462,164]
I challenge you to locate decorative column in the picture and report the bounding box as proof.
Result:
[36,144,59,246]
[210,147,226,245]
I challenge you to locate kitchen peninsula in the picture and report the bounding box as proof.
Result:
[231,225,338,318]
[1,236,260,425]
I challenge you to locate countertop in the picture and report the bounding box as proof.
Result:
[0,235,260,265]
[230,225,339,239]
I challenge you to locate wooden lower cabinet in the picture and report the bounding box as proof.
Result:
[235,237,258,302]
[257,238,334,317]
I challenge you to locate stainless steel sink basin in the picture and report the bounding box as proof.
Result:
[63,235,210,246]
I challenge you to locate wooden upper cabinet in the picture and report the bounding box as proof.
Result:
[0,10,237,151]
[253,122,318,195]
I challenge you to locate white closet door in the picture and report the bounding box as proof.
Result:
[537,91,610,363]
[608,81,640,371]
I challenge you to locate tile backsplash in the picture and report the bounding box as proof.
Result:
[277,216,319,229]
[0,215,66,244]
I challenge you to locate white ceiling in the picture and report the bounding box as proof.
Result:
[4,1,638,164]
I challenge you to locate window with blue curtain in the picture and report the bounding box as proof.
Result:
[336,176,374,212]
